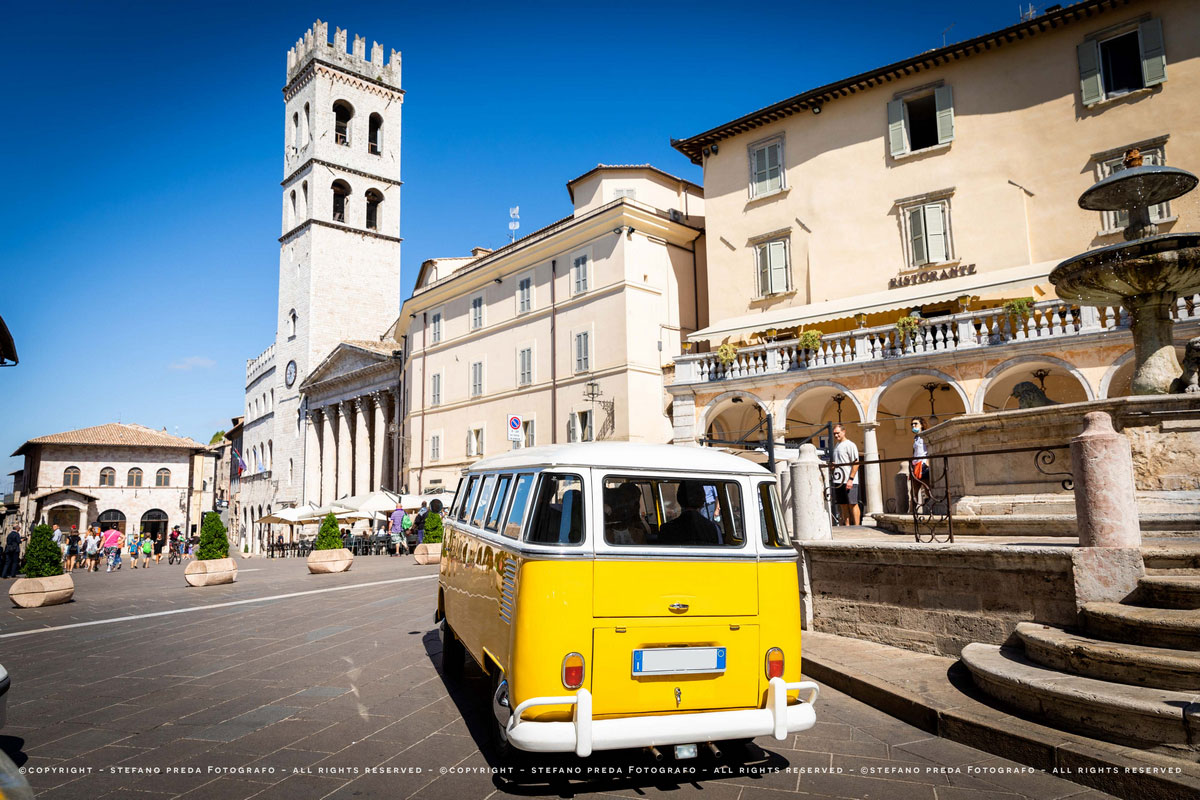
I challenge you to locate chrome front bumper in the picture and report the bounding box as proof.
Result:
[506,677,819,756]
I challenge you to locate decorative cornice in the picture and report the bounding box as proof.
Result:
[282,158,402,189]
[283,59,405,101]
[279,218,402,244]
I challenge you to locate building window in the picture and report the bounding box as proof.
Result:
[1100,146,1169,230]
[431,434,441,461]
[63,466,80,486]
[518,347,533,386]
[613,188,637,200]
[523,419,535,448]
[302,102,310,145]
[430,373,442,406]
[365,189,382,230]
[903,201,953,267]
[127,468,143,487]
[287,309,297,338]
[567,410,593,443]
[574,331,590,373]
[368,112,383,155]
[291,112,300,151]
[755,239,790,297]
[517,276,532,313]
[470,361,484,398]
[430,312,442,343]
[333,100,354,146]
[1079,20,1166,106]
[470,295,484,330]
[156,468,171,487]
[887,87,954,158]
[99,467,115,487]
[467,427,484,457]
[288,190,297,228]
[572,254,589,295]
[749,138,784,197]
[332,180,350,222]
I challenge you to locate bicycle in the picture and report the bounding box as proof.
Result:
[167,539,182,565]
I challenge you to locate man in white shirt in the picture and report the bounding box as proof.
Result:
[831,424,861,526]
[51,524,66,557]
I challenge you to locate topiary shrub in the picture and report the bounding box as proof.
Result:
[314,512,343,550]
[423,499,445,545]
[22,524,63,579]
[196,513,229,561]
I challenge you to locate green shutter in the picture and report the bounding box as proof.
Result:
[909,207,927,266]
[935,86,955,144]
[887,99,908,157]
[1139,18,1166,87]
[768,240,788,294]
[924,205,947,263]
[1078,40,1103,105]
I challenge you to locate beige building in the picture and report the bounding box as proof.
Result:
[667,0,1200,514]
[395,165,705,491]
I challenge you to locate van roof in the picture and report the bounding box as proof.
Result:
[467,442,772,475]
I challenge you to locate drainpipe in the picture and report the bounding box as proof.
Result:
[550,259,558,443]
[417,313,427,491]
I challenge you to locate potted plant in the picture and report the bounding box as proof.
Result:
[1003,296,1035,324]
[895,314,923,342]
[9,524,74,608]
[796,329,823,352]
[184,513,238,586]
[715,342,739,365]
[307,512,353,574]
[413,499,444,565]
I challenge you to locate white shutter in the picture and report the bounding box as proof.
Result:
[934,86,955,144]
[752,146,767,195]
[923,204,947,264]
[768,240,788,294]
[567,414,577,443]
[765,143,782,193]
[887,99,908,157]
[908,207,927,266]
[1139,18,1166,87]
[1078,40,1103,105]
[756,244,770,296]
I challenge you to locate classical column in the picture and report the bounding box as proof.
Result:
[337,400,353,500]
[354,397,371,496]
[372,392,387,492]
[304,410,321,506]
[392,386,403,492]
[861,422,884,517]
[321,406,337,505]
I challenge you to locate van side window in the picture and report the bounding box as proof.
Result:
[450,477,465,516]
[472,474,497,527]
[758,481,791,548]
[485,474,513,531]
[457,476,480,522]
[503,473,535,539]
[603,477,745,547]
[527,473,585,546]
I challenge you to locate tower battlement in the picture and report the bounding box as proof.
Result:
[286,20,401,90]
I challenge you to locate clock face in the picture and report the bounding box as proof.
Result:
[285,360,297,387]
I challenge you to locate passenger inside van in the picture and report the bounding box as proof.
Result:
[603,483,649,545]
[658,480,722,546]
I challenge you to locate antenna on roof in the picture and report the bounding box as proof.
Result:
[508,206,520,243]
[941,23,955,47]
[1018,3,1037,22]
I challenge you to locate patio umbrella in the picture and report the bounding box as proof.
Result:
[338,490,403,514]
[254,512,292,525]
[276,504,318,524]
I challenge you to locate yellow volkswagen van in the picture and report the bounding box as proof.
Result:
[435,442,818,758]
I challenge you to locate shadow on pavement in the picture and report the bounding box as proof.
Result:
[0,735,26,766]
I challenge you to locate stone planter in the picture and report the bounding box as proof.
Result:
[9,573,75,608]
[413,543,442,565]
[184,557,238,587]
[307,548,353,574]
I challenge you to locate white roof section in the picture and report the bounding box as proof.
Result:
[468,442,771,475]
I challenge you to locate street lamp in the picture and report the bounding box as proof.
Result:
[831,393,846,424]
[583,380,603,441]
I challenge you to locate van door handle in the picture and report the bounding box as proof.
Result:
[668,603,689,613]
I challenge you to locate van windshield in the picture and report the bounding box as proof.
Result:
[602,477,744,548]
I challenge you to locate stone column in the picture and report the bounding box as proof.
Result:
[354,398,370,496]
[372,393,386,492]
[860,422,884,517]
[321,406,337,505]
[789,444,832,542]
[304,410,321,506]
[671,394,698,445]
[392,388,402,491]
[337,400,353,500]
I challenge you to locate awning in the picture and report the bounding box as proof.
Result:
[689,261,1055,343]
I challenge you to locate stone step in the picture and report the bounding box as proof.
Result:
[1081,602,1200,651]
[961,642,1200,751]
[1136,575,1200,609]
[1015,622,1200,691]
[1142,544,1200,571]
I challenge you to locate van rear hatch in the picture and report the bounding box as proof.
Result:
[592,560,758,618]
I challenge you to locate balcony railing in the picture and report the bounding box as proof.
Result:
[673,294,1199,386]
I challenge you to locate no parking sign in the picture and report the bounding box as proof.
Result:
[507,415,523,442]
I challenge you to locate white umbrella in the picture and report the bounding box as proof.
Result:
[276,504,318,523]
[339,490,403,514]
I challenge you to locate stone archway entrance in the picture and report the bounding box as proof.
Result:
[47,505,81,531]
[141,509,168,539]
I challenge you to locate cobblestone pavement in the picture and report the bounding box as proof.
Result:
[0,556,1116,800]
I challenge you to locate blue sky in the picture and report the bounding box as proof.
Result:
[0,0,1029,483]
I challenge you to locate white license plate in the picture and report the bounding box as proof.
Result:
[632,647,727,676]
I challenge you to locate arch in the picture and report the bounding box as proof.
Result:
[1100,350,1137,399]
[972,354,1096,413]
[140,508,168,538]
[287,309,297,338]
[332,179,350,222]
[302,102,311,145]
[368,112,383,154]
[127,467,143,487]
[47,505,82,530]
[783,380,866,419]
[783,380,865,447]
[267,440,274,472]
[156,468,171,487]
[333,100,354,145]
[699,390,771,446]
[866,367,969,423]
[365,188,383,230]
[63,466,81,486]
[288,189,297,228]
[288,458,294,487]
[291,111,299,150]
[99,467,116,487]
[98,509,126,533]
[300,180,308,219]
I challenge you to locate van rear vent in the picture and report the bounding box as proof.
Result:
[499,559,518,624]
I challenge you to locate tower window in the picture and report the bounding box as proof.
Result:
[301,181,308,220]
[333,100,354,146]
[288,309,297,338]
[288,190,297,229]
[302,102,311,146]
[291,112,300,152]
[365,189,382,231]
[368,113,383,155]
[332,180,350,222]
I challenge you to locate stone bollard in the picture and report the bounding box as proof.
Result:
[1070,411,1141,548]
[790,443,832,542]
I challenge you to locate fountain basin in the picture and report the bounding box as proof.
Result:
[1050,234,1200,305]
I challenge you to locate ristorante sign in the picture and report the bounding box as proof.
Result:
[889,263,976,290]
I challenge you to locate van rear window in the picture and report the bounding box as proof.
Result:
[758,481,792,548]
[526,473,584,546]
[602,477,744,548]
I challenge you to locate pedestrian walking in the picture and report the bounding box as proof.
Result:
[831,423,861,526]
[910,417,930,514]
[153,531,165,564]
[388,504,407,556]
[84,528,102,571]
[52,524,66,560]
[139,534,153,567]
[414,502,428,546]
[102,526,122,571]
[1,526,22,579]
[127,530,139,567]
[65,526,81,572]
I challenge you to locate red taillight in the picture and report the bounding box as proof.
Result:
[562,652,585,689]
[765,647,784,679]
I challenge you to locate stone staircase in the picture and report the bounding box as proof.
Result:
[961,544,1200,760]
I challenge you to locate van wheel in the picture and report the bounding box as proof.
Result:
[440,619,464,679]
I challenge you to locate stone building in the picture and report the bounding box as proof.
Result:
[11,423,216,537]
[240,21,403,548]
[666,0,1200,515]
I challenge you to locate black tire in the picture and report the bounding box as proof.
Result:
[440,619,464,679]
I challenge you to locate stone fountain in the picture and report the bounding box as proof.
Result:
[1051,149,1200,394]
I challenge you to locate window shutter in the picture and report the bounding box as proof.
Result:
[908,207,927,266]
[567,415,577,443]
[766,143,781,193]
[1077,40,1103,105]
[756,245,770,296]
[934,86,955,144]
[923,204,947,263]
[887,99,908,157]
[1139,18,1167,87]
[768,240,788,294]
[752,147,767,195]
